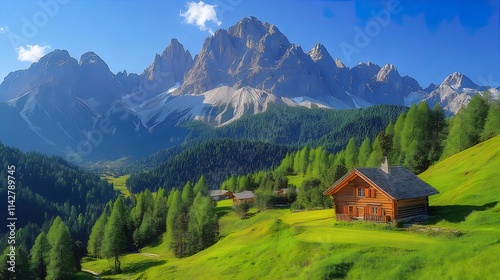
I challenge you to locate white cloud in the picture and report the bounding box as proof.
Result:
[180,1,222,35]
[17,44,51,62]
[0,26,9,34]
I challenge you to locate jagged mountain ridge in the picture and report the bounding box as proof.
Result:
[0,16,498,161]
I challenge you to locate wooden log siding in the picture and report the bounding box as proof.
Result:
[336,214,351,222]
[333,179,394,220]
[325,166,439,223]
[395,197,428,219]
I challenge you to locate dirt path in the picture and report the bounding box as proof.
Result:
[138,253,160,258]
[81,268,101,277]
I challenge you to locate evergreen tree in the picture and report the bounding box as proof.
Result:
[298,146,310,175]
[166,190,188,257]
[187,193,218,256]
[16,246,31,280]
[464,94,489,143]
[87,212,107,258]
[46,219,76,280]
[428,103,447,163]
[181,181,195,206]
[46,217,64,246]
[152,189,168,237]
[358,137,372,167]
[443,94,489,157]
[331,164,348,182]
[293,151,300,174]
[134,208,153,247]
[102,196,128,273]
[0,247,11,280]
[391,112,406,164]
[481,100,500,140]
[344,137,358,169]
[30,232,51,280]
[194,176,209,196]
[367,133,385,167]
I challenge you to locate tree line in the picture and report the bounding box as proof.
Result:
[0,217,82,279]
[87,176,218,273]
[0,143,116,255]
[220,93,500,211]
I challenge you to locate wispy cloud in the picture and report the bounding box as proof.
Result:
[180,1,222,35]
[0,26,9,34]
[17,44,51,62]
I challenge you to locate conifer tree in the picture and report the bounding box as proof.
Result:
[443,94,489,157]
[16,246,31,280]
[480,100,500,140]
[102,196,128,273]
[367,133,385,167]
[187,193,218,255]
[428,103,447,163]
[358,137,372,167]
[344,137,358,169]
[46,219,76,280]
[181,181,195,206]
[194,176,209,196]
[87,212,107,258]
[391,113,406,164]
[30,232,51,279]
[152,189,168,237]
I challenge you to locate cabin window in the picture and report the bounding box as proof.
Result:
[357,188,365,197]
[348,206,353,214]
[371,207,379,215]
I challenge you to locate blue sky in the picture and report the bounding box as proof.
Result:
[0,0,499,88]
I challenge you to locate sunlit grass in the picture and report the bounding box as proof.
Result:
[81,136,500,279]
[102,175,131,197]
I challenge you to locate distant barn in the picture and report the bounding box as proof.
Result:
[323,158,439,222]
[232,191,255,205]
[209,190,233,201]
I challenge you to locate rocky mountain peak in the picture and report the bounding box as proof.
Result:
[425,83,438,92]
[335,58,347,69]
[440,72,477,88]
[309,43,329,61]
[376,63,400,82]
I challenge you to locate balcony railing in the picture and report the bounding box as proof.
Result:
[364,214,385,222]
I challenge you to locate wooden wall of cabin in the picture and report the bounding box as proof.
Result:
[394,197,428,219]
[333,176,394,220]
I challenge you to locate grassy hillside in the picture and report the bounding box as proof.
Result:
[420,135,500,228]
[421,136,500,206]
[102,175,131,197]
[81,137,500,279]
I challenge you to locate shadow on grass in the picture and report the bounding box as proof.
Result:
[428,201,498,223]
[122,259,167,275]
[75,272,97,280]
[241,212,257,220]
[99,259,167,277]
[216,206,233,218]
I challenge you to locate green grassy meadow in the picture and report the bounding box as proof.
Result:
[102,175,131,197]
[82,136,500,279]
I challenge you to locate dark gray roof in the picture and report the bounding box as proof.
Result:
[326,166,439,200]
[233,191,254,200]
[209,190,231,197]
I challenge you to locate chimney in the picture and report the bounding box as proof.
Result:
[380,157,391,174]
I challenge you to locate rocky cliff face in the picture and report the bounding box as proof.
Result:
[0,16,497,160]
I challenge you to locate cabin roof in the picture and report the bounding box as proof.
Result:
[324,166,439,200]
[209,190,231,197]
[232,191,254,200]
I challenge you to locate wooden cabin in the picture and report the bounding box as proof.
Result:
[209,190,233,201]
[232,191,255,205]
[323,158,439,222]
